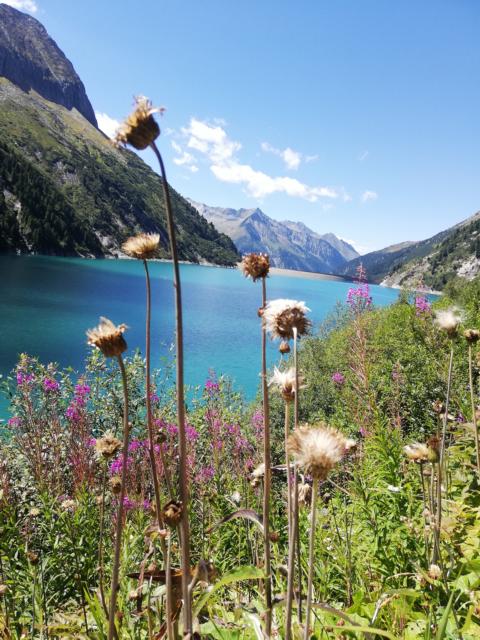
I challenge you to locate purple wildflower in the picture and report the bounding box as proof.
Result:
[43,378,59,393]
[415,296,431,316]
[331,372,345,386]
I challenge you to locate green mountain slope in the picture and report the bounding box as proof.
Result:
[344,211,480,290]
[0,79,238,263]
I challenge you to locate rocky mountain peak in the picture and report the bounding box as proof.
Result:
[0,3,97,126]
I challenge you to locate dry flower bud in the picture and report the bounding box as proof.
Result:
[27,551,39,565]
[428,563,442,580]
[87,317,127,358]
[263,299,311,341]
[0,584,8,597]
[279,340,291,354]
[162,500,183,527]
[432,400,445,415]
[240,253,270,282]
[298,481,312,507]
[95,432,122,459]
[109,476,122,495]
[464,329,480,344]
[270,531,280,543]
[115,96,163,150]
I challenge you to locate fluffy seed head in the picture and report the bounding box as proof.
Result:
[114,96,164,150]
[404,442,431,463]
[263,299,311,341]
[240,253,270,281]
[122,233,160,259]
[288,424,348,480]
[434,307,463,338]
[87,317,127,358]
[269,367,303,403]
[162,500,183,527]
[428,563,442,580]
[95,432,122,459]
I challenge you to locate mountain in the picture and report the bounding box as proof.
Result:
[343,211,480,290]
[188,200,359,274]
[0,4,97,126]
[0,5,239,265]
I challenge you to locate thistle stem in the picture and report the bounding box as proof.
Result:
[284,400,294,640]
[261,276,273,638]
[107,355,130,640]
[98,464,109,617]
[433,344,454,564]
[468,344,480,474]
[294,327,302,622]
[150,141,192,635]
[304,477,318,640]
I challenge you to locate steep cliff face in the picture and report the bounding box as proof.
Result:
[0,3,97,126]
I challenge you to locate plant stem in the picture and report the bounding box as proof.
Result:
[284,399,294,640]
[433,344,453,564]
[107,355,130,640]
[304,477,318,640]
[150,141,192,636]
[261,276,272,638]
[98,464,109,617]
[293,327,302,622]
[468,344,480,474]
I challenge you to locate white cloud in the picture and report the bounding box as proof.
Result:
[358,150,369,162]
[361,190,378,203]
[2,0,38,12]
[305,154,319,163]
[95,112,120,139]
[261,141,301,170]
[182,118,337,202]
[171,141,198,173]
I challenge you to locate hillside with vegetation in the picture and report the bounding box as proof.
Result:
[343,211,480,291]
[0,6,238,265]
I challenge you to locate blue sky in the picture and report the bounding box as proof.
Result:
[6,0,479,253]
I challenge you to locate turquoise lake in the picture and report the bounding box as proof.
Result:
[0,256,402,414]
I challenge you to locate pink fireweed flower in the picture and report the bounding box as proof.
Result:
[8,416,21,428]
[16,372,35,386]
[66,404,81,422]
[331,372,345,386]
[43,377,59,393]
[186,424,199,442]
[415,296,431,315]
[122,496,135,510]
[196,465,215,484]
[74,383,90,397]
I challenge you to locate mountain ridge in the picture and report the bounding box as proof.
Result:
[188,199,359,274]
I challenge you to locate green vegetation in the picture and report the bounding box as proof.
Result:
[2,275,480,638]
[0,79,239,264]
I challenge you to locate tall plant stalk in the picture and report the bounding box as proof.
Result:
[293,328,302,621]
[284,396,295,639]
[304,477,318,640]
[150,141,192,636]
[261,276,272,638]
[107,355,130,640]
[468,344,480,474]
[433,345,454,564]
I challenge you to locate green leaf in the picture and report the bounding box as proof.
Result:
[436,591,455,640]
[193,565,264,617]
[331,625,400,639]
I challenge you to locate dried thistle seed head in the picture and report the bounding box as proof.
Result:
[263,299,311,341]
[298,481,312,507]
[432,400,445,415]
[279,340,291,354]
[428,563,442,580]
[0,584,7,597]
[115,96,164,150]
[27,551,39,565]
[162,501,183,527]
[404,442,431,463]
[434,307,463,338]
[464,329,480,344]
[109,476,122,495]
[269,531,280,542]
[288,423,348,480]
[122,233,160,260]
[95,432,122,459]
[61,499,76,512]
[240,253,270,282]
[269,367,304,403]
[87,317,127,358]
